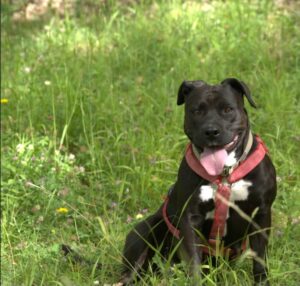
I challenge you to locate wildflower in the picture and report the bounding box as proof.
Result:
[56,207,68,214]
[44,80,51,86]
[24,67,31,73]
[68,153,75,161]
[292,217,300,225]
[37,216,44,223]
[126,215,133,223]
[135,213,144,219]
[78,166,85,173]
[110,201,117,209]
[27,144,34,151]
[31,204,41,213]
[16,143,25,153]
[1,98,8,104]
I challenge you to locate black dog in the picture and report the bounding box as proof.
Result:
[120,78,277,285]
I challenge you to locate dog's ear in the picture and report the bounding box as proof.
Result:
[177,80,206,105]
[221,78,257,108]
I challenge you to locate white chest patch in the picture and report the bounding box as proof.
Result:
[225,151,237,167]
[230,180,252,201]
[199,179,252,236]
[197,147,252,237]
[199,185,216,202]
[199,179,252,203]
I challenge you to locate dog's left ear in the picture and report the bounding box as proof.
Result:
[177,80,206,105]
[221,78,257,108]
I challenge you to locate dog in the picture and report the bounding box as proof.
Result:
[120,78,277,285]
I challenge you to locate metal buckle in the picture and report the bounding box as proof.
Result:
[222,166,231,177]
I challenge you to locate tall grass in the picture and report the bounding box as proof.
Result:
[1,0,300,285]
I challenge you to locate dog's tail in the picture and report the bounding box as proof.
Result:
[61,244,102,269]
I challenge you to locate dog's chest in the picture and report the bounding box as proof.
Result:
[198,151,253,221]
[198,179,252,237]
[199,179,252,204]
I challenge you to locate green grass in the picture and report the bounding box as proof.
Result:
[1,0,300,285]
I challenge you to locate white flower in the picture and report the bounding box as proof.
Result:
[68,153,75,161]
[27,144,34,151]
[78,166,85,173]
[44,80,51,86]
[24,67,31,73]
[16,143,25,153]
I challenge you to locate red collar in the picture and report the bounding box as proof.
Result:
[185,135,268,185]
[163,135,268,256]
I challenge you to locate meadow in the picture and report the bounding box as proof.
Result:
[1,0,300,285]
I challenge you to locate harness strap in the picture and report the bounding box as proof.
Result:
[209,183,231,240]
[228,136,267,183]
[162,196,247,257]
[162,196,180,239]
[163,135,268,256]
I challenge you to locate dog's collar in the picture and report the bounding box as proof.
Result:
[187,133,267,184]
[191,131,254,177]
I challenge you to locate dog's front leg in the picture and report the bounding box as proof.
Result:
[120,210,165,284]
[178,212,205,281]
[249,209,271,286]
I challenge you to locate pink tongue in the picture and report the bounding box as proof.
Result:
[200,148,228,176]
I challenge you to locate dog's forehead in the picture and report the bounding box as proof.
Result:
[187,84,240,106]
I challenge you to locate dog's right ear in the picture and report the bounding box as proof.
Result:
[177,80,206,105]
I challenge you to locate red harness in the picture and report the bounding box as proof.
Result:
[163,136,268,256]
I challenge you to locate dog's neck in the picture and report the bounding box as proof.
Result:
[192,131,254,175]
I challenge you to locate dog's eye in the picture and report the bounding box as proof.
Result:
[193,109,203,115]
[223,107,233,114]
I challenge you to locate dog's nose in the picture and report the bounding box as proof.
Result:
[205,127,220,138]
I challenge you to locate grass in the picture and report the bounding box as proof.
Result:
[1,0,300,285]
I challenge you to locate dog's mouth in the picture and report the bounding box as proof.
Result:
[223,135,239,152]
[199,135,239,176]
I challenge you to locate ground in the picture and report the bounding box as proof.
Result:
[1,1,300,285]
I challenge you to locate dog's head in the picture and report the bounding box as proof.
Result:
[177,78,256,152]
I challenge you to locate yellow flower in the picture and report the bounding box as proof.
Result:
[1,98,8,104]
[135,213,144,219]
[56,207,68,214]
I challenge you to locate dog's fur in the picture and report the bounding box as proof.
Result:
[120,78,277,285]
